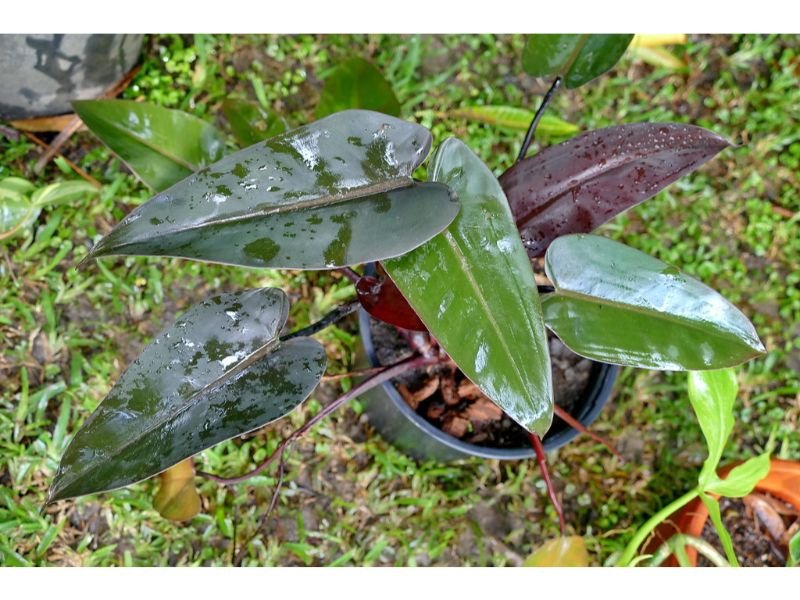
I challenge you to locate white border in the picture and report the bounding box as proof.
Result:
[0,1,795,33]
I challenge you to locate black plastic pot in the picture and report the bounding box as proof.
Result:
[358,309,619,461]
[0,34,143,120]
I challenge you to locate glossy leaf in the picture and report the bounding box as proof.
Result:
[49,287,327,502]
[153,459,201,522]
[221,99,288,147]
[83,110,458,270]
[31,180,99,207]
[0,186,37,241]
[73,99,226,192]
[705,454,770,497]
[542,235,766,370]
[383,138,553,436]
[356,275,426,332]
[1,178,97,241]
[316,58,401,119]
[0,177,35,196]
[688,369,737,485]
[449,106,578,137]
[499,122,731,258]
[524,536,589,567]
[523,34,633,88]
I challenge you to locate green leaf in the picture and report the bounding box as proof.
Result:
[316,57,401,119]
[73,99,226,192]
[383,138,552,436]
[700,493,739,566]
[0,186,38,241]
[0,177,36,196]
[48,287,327,502]
[449,106,578,137]
[221,99,289,147]
[542,235,766,370]
[524,536,589,566]
[31,180,99,207]
[788,529,800,567]
[83,110,459,270]
[523,34,634,88]
[688,369,738,485]
[704,454,771,497]
[1,178,98,241]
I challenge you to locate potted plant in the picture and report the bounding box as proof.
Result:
[604,369,798,567]
[641,458,800,567]
[41,35,765,539]
[524,369,797,567]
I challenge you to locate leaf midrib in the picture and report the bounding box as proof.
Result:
[91,176,414,257]
[513,142,723,228]
[52,334,283,497]
[548,285,752,344]
[88,113,200,173]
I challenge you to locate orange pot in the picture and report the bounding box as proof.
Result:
[644,459,800,566]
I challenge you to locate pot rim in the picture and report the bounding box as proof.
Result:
[359,307,619,459]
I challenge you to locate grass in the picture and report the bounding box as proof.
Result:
[1,34,798,566]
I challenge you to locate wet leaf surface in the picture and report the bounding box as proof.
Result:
[542,235,766,370]
[316,58,401,118]
[356,275,427,331]
[499,122,731,258]
[49,288,327,502]
[84,110,459,270]
[523,34,633,88]
[221,99,289,147]
[383,138,553,436]
[73,100,226,192]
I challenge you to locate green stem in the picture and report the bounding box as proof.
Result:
[616,488,699,567]
[648,534,730,568]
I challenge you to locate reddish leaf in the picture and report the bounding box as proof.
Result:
[356,275,427,331]
[499,123,731,257]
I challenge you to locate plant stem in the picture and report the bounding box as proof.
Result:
[280,300,360,341]
[552,405,624,462]
[197,353,439,485]
[516,76,562,163]
[648,534,730,568]
[616,488,700,567]
[528,432,566,537]
[337,267,361,284]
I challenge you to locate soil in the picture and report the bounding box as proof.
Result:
[368,317,594,449]
[696,494,800,567]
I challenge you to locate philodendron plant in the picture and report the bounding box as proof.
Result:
[47,35,765,537]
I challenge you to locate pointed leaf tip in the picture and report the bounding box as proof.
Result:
[501,122,731,258]
[49,287,327,502]
[86,110,459,270]
[543,235,765,370]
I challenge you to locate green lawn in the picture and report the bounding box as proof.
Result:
[1,34,797,566]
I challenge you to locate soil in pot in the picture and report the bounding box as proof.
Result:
[696,493,800,567]
[368,318,593,449]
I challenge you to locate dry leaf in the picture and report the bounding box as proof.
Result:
[153,458,201,522]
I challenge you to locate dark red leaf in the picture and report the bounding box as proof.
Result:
[356,275,427,331]
[499,123,731,257]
